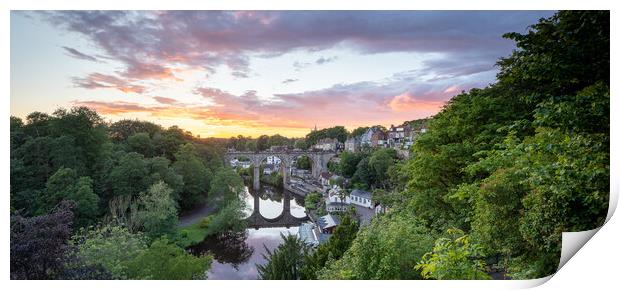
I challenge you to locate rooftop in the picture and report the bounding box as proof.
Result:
[317,214,340,229]
[298,222,319,245]
[350,189,372,199]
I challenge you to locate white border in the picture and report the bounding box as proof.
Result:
[2,1,617,290]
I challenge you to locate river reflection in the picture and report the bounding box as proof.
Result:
[191,185,307,280]
[250,186,307,219]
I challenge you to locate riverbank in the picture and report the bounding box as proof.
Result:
[177,201,219,247]
[178,202,218,227]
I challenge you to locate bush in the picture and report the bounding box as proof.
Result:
[199,215,214,229]
[179,230,189,238]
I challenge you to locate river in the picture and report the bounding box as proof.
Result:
[187,185,307,279]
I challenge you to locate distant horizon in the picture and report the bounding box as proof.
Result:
[11,10,554,138]
[11,105,430,139]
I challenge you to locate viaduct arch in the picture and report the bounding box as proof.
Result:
[224,150,336,191]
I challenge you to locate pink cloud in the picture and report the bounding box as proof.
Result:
[388,92,446,112]
[72,73,146,94]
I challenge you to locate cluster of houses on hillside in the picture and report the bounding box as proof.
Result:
[344,123,427,152]
[309,123,428,154]
[298,184,386,246]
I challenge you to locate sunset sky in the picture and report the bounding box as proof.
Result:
[10,11,553,138]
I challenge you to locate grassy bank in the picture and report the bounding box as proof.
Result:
[175,216,213,248]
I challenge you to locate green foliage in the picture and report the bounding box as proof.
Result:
[73,225,148,279]
[206,198,248,234]
[327,160,340,175]
[146,156,184,201]
[416,229,490,280]
[349,126,369,138]
[137,181,178,240]
[209,167,245,206]
[498,11,609,99]
[173,143,211,209]
[200,215,214,228]
[10,107,109,216]
[294,138,308,150]
[124,237,212,280]
[367,148,397,189]
[109,119,162,143]
[296,155,312,170]
[48,107,108,174]
[258,234,311,280]
[351,157,373,189]
[338,151,365,178]
[108,152,150,197]
[175,221,211,248]
[40,167,99,227]
[318,212,435,279]
[304,192,322,210]
[306,126,348,145]
[127,132,154,157]
[301,215,358,279]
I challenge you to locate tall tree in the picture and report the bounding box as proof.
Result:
[40,167,100,227]
[258,234,310,280]
[108,152,150,197]
[173,143,211,209]
[72,225,147,279]
[137,182,178,239]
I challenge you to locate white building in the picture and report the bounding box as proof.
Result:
[230,158,251,169]
[350,189,373,208]
[326,189,351,213]
[263,164,276,175]
[313,138,339,151]
[345,137,360,152]
[265,156,281,165]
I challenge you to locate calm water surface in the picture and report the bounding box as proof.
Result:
[188,185,307,279]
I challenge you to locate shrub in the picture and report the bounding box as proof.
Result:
[199,215,214,229]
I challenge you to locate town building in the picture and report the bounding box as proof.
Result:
[313,138,339,151]
[230,158,251,169]
[317,214,340,234]
[265,155,281,165]
[325,189,351,213]
[350,189,373,208]
[263,163,276,175]
[360,127,387,148]
[387,124,412,148]
[298,222,320,247]
[345,137,360,152]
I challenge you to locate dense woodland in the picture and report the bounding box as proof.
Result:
[10,11,609,280]
[9,111,248,279]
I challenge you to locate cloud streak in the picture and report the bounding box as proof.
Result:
[62,46,99,62]
[72,73,146,93]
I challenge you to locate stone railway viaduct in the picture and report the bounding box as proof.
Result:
[224,149,336,229]
[224,150,336,191]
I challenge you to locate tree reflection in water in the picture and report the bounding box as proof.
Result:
[187,230,254,269]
